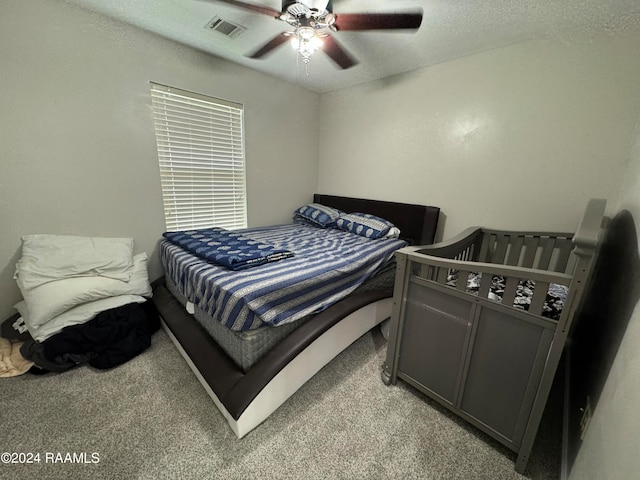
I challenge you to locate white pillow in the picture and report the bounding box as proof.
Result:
[16,234,134,290]
[16,294,148,342]
[20,253,152,329]
[384,227,401,239]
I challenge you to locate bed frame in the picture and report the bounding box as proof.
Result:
[153,194,440,438]
[382,198,606,474]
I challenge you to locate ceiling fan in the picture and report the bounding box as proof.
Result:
[207,0,423,69]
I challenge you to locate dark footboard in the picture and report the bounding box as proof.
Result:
[153,280,392,421]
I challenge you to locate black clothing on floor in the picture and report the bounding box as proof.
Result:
[21,301,159,372]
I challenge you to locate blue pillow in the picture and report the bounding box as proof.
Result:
[334,212,396,239]
[293,203,342,228]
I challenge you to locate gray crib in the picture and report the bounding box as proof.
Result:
[382,199,606,474]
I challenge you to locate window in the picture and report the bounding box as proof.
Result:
[150,83,247,231]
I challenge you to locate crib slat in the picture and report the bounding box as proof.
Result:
[506,236,524,266]
[458,245,473,262]
[430,265,440,281]
[553,238,573,273]
[530,281,550,315]
[418,264,431,280]
[466,244,476,261]
[456,271,469,292]
[537,237,556,270]
[436,267,449,285]
[493,234,510,264]
[478,272,493,299]
[478,233,494,263]
[502,276,520,307]
[521,236,540,268]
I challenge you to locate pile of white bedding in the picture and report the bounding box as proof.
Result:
[13,234,152,342]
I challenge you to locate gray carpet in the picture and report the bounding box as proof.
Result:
[1,328,560,480]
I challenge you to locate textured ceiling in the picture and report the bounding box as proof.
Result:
[62,0,640,93]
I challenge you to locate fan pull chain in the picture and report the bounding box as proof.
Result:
[295,51,311,77]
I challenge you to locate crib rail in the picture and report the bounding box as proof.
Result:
[405,226,484,262]
[400,253,571,318]
[397,235,574,319]
[408,227,576,272]
[394,199,607,320]
[477,229,575,273]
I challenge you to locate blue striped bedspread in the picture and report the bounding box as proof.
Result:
[161,223,407,332]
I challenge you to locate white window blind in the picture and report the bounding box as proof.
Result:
[150,83,247,231]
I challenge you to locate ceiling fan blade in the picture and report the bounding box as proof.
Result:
[207,0,282,18]
[334,12,423,31]
[249,33,290,58]
[322,35,357,69]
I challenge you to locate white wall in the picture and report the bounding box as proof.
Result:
[318,33,640,241]
[0,0,320,321]
[568,117,640,480]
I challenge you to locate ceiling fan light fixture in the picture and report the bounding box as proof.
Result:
[291,27,323,63]
[298,26,315,40]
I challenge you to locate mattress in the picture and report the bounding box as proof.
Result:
[161,223,406,332]
[165,262,397,372]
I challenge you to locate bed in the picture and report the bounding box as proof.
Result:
[381,198,607,474]
[153,194,441,438]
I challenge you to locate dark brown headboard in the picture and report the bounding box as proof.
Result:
[313,194,440,245]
